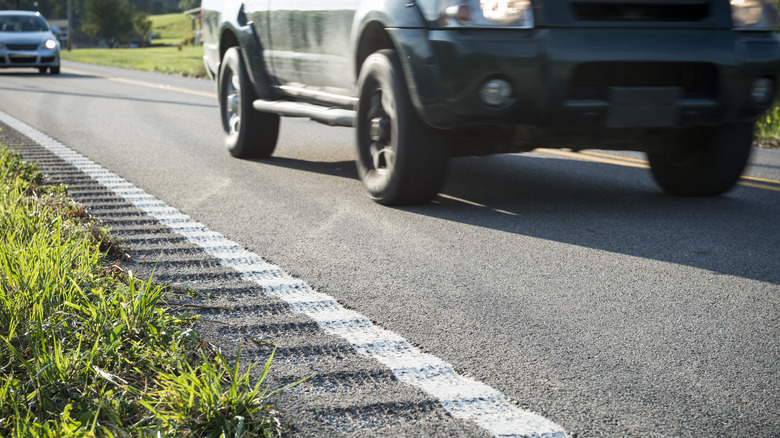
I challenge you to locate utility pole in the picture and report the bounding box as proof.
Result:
[15,0,20,10]
[67,0,73,51]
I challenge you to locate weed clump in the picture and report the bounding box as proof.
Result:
[0,146,292,437]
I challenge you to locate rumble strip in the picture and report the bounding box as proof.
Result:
[0,110,568,438]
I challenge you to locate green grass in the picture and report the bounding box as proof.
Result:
[0,141,298,436]
[61,46,208,78]
[61,13,206,78]
[755,103,780,148]
[150,13,196,46]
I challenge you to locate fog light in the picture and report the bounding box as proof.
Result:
[479,79,512,106]
[750,78,774,104]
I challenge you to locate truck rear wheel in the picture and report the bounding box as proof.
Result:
[647,124,753,196]
[218,47,279,159]
[355,49,449,205]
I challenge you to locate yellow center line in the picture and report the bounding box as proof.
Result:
[62,66,217,99]
[539,148,780,189]
[538,148,650,169]
[741,174,780,185]
[738,181,780,191]
[578,150,649,164]
[111,77,216,98]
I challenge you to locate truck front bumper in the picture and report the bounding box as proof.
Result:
[393,28,780,132]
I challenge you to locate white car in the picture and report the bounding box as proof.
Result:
[0,11,60,74]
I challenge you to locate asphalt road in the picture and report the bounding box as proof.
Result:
[1,60,779,437]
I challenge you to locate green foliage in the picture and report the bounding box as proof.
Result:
[179,0,199,12]
[133,12,153,46]
[0,0,186,21]
[142,348,301,437]
[150,13,194,45]
[0,145,295,436]
[755,102,780,146]
[60,46,208,78]
[0,0,82,19]
[82,0,134,46]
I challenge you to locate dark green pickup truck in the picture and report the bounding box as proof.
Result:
[201,0,780,205]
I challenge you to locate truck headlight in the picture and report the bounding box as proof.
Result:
[442,0,534,28]
[731,0,778,30]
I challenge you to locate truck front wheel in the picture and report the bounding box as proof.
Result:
[355,49,449,205]
[647,124,753,196]
[218,47,279,159]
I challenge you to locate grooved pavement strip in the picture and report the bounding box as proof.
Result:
[0,111,569,438]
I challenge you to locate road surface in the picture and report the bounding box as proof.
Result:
[1,60,778,437]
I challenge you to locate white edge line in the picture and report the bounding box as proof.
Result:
[0,110,569,438]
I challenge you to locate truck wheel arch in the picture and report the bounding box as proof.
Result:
[219,28,240,61]
[355,22,395,82]
[218,25,277,100]
[355,22,451,129]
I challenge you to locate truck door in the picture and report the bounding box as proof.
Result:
[268,0,358,102]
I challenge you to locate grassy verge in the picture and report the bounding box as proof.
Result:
[0,142,294,436]
[61,13,206,78]
[754,103,780,148]
[150,13,195,46]
[61,46,207,78]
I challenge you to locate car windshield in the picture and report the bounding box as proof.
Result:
[0,15,48,32]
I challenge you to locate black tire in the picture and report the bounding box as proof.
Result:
[355,49,449,205]
[648,124,753,196]
[50,66,60,75]
[38,67,47,74]
[218,47,279,159]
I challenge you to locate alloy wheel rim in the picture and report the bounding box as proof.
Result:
[226,70,241,135]
[366,86,395,175]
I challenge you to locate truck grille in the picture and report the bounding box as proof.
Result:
[572,1,709,22]
[567,62,718,100]
[7,44,39,51]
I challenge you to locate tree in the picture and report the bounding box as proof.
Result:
[179,0,198,11]
[133,12,152,47]
[128,0,153,13]
[82,0,133,47]
[0,0,78,18]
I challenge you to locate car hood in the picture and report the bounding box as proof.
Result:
[0,31,54,44]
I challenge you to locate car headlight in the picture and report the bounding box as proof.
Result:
[442,0,534,28]
[731,0,778,30]
[42,39,57,50]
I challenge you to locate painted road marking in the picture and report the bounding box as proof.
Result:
[438,194,519,216]
[539,148,780,191]
[739,181,780,192]
[0,110,569,438]
[539,148,650,169]
[62,66,217,99]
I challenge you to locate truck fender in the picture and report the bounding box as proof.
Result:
[217,4,277,100]
[352,2,452,128]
